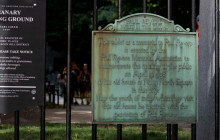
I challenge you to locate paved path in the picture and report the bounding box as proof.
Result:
[46,94,92,123]
[46,105,92,123]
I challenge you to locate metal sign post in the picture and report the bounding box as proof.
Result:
[14,111,19,140]
[167,124,171,140]
[117,124,122,140]
[40,105,45,140]
[142,124,147,140]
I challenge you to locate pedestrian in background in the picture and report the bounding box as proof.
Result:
[80,63,91,105]
[57,67,67,96]
[71,62,81,105]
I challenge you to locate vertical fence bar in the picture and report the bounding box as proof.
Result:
[57,89,59,105]
[143,1,147,138]
[143,0,147,13]
[168,0,178,139]
[167,124,171,140]
[53,87,55,107]
[192,0,196,32]
[191,124,196,140]
[117,2,122,140]
[172,124,178,140]
[167,1,172,138]
[40,105,45,140]
[66,0,72,139]
[215,0,219,139]
[118,0,122,19]
[92,0,98,140]
[191,0,197,139]
[168,0,172,20]
[40,79,45,140]
[48,86,51,103]
[14,111,19,140]
[117,124,122,140]
[92,124,97,140]
[93,0,98,30]
[142,124,147,140]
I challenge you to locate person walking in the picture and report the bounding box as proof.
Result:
[79,63,91,105]
[71,62,81,105]
[57,67,67,96]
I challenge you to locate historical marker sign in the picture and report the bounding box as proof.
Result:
[92,13,198,124]
[0,0,45,114]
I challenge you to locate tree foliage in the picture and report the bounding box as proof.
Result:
[46,0,198,71]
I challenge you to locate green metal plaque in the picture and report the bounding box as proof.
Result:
[92,13,198,124]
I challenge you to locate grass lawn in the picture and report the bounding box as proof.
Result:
[0,123,190,140]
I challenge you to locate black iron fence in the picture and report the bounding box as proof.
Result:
[9,0,220,140]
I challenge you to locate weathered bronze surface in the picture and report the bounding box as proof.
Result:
[92,13,198,124]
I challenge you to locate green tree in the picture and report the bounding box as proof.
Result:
[46,0,197,71]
